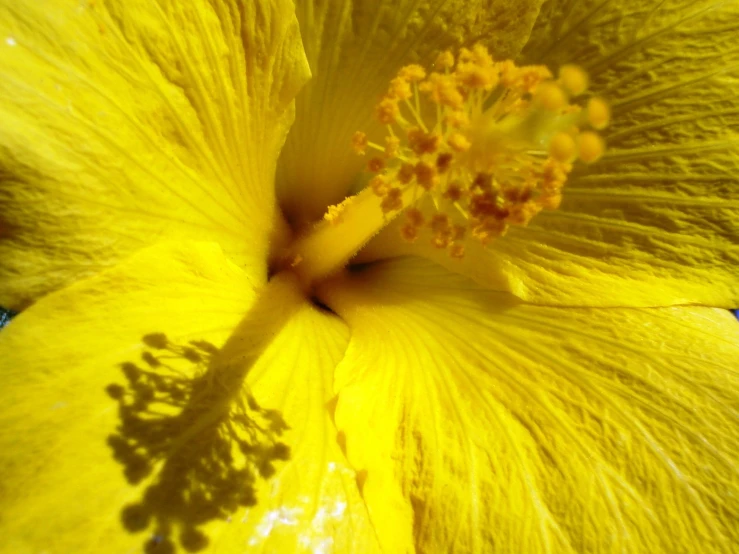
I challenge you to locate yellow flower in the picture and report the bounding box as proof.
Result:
[0,1,738,553]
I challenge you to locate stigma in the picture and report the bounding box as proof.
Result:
[350,45,609,258]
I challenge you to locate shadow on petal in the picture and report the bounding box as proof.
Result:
[104,277,301,553]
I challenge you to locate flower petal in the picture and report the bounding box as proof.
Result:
[319,257,739,553]
[0,0,310,309]
[370,0,738,307]
[276,0,544,224]
[0,242,378,554]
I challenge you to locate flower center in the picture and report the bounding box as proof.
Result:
[283,45,609,286]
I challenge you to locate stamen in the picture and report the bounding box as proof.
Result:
[346,45,607,259]
[288,46,610,285]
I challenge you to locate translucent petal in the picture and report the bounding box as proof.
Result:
[319,257,739,553]
[0,0,310,309]
[0,242,378,554]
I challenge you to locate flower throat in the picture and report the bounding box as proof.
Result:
[285,44,609,284]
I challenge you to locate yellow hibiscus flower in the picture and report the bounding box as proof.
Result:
[1,0,738,553]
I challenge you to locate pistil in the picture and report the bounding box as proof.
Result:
[285,184,417,284]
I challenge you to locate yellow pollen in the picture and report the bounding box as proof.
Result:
[381,187,404,213]
[587,97,611,130]
[445,110,470,128]
[369,175,389,196]
[455,46,498,90]
[324,196,354,225]
[406,207,425,227]
[419,73,464,109]
[449,243,465,258]
[384,136,401,158]
[539,193,562,210]
[558,64,589,96]
[389,76,413,100]
[351,131,368,155]
[376,97,400,124]
[444,183,464,202]
[457,47,474,65]
[347,44,608,259]
[504,64,552,94]
[430,213,453,248]
[399,64,427,82]
[431,213,450,232]
[508,200,542,225]
[289,253,303,268]
[577,131,605,163]
[415,161,439,190]
[408,128,442,155]
[448,132,471,152]
[397,163,415,184]
[367,157,385,172]
[401,223,419,242]
[436,152,454,173]
[472,44,494,66]
[434,51,455,70]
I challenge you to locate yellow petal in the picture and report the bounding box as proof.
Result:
[276,0,544,224]
[319,257,739,554]
[368,0,738,307]
[0,0,310,309]
[0,241,378,554]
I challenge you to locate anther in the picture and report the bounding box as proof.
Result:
[448,132,471,152]
[449,243,465,258]
[401,224,419,242]
[434,51,455,71]
[444,183,464,202]
[399,64,427,82]
[389,77,413,100]
[384,136,401,158]
[369,175,389,196]
[406,208,425,227]
[376,98,400,124]
[367,157,385,172]
[415,162,438,190]
[397,163,415,184]
[351,131,368,155]
[381,188,403,212]
[436,153,454,173]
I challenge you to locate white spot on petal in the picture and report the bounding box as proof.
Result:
[331,501,346,518]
